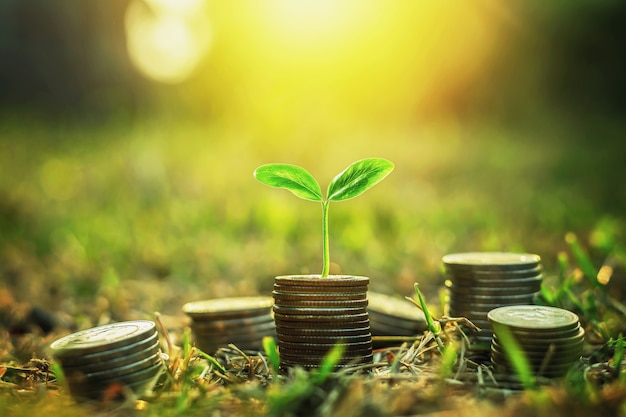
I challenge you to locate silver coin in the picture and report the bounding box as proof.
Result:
[59,338,161,374]
[449,300,535,313]
[490,345,582,366]
[183,297,273,319]
[275,317,370,328]
[276,325,370,337]
[273,306,368,316]
[367,310,427,331]
[277,333,372,344]
[488,305,580,332]
[492,335,584,354]
[369,321,424,336]
[275,275,369,287]
[273,298,368,308]
[445,283,542,296]
[191,320,275,335]
[443,252,540,269]
[280,353,373,366]
[272,290,367,301]
[51,321,156,358]
[447,274,543,286]
[448,291,538,304]
[495,327,585,347]
[490,349,579,372]
[273,285,369,295]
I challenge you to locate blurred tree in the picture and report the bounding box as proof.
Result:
[0,0,144,119]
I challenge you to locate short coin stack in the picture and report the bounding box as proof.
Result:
[183,296,275,353]
[367,292,426,344]
[273,275,373,369]
[50,320,166,401]
[443,252,542,349]
[488,305,585,378]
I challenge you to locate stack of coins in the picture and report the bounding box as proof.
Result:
[50,320,166,401]
[443,252,542,349]
[367,292,426,342]
[488,305,584,378]
[183,296,275,353]
[273,275,373,369]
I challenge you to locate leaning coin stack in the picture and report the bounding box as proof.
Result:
[50,320,166,401]
[273,276,373,369]
[443,252,542,350]
[488,305,585,378]
[367,292,426,346]
[183,296,275,353]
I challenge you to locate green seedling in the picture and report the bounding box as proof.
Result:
[254,158,394,277]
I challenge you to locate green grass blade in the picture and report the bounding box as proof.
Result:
[492,323,535,389]
[263,336,281,376]
[327,158,394,202]
[254,163,323,202]
[195,349,227,375]
[313,343,345,384]
[613,334,624,375]
[565,232,599,287]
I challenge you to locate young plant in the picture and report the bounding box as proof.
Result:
[254,158,394,278]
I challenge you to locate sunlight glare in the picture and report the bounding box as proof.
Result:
[125,0,211,84]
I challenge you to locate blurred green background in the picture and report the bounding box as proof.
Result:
[1,0,625,323]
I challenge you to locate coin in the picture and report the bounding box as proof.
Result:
[51,321,157,358]
[445,283,542,296]
[274,317,370,328]
[191,319,275,335]
[273,285,369,294]
[273,306,368,316]
[443,252,541,270]
[275,275,369,287]
[448,291,538,303]
[367,292,424,319]
[492,336,584,354]
[277,326,370,336]
[183,297,274,320]
[488,305,580,332]
[276,332,372,343]
[449,299,536,312]
[272,299,368,308]
[447,275,543,287]
[60,338,161,373]
[272,291,367,301]
[494,328,585,347]
[279,353,373,366]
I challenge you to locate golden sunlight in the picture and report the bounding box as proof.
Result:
[125,0,211,84]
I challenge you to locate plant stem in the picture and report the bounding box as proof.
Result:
[321,200,330,278]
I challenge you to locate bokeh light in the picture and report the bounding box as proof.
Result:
[126,0,212,84]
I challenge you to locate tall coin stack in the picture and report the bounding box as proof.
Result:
[273,275,374,369]
[183,296,275,353]
[50,320,166,401]
[367,292,426,345]
[443,252,542,350]
[488,305,584,378]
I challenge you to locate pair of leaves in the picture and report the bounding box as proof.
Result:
[254,158,394,203]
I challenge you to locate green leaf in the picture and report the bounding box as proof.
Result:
[263,336,280,376]
[313,343,345,384]
[327,158,394,202]
[492,322,536,390]
[254,163,323,202]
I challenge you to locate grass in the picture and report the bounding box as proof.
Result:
[0,115,625,415]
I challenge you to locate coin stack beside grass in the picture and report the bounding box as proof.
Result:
[183,296,275,353]
[367,292,426,346]
[443,252,542,351]
[488,305,584,378]
[273,275,373,369]
[50,320,166,401]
